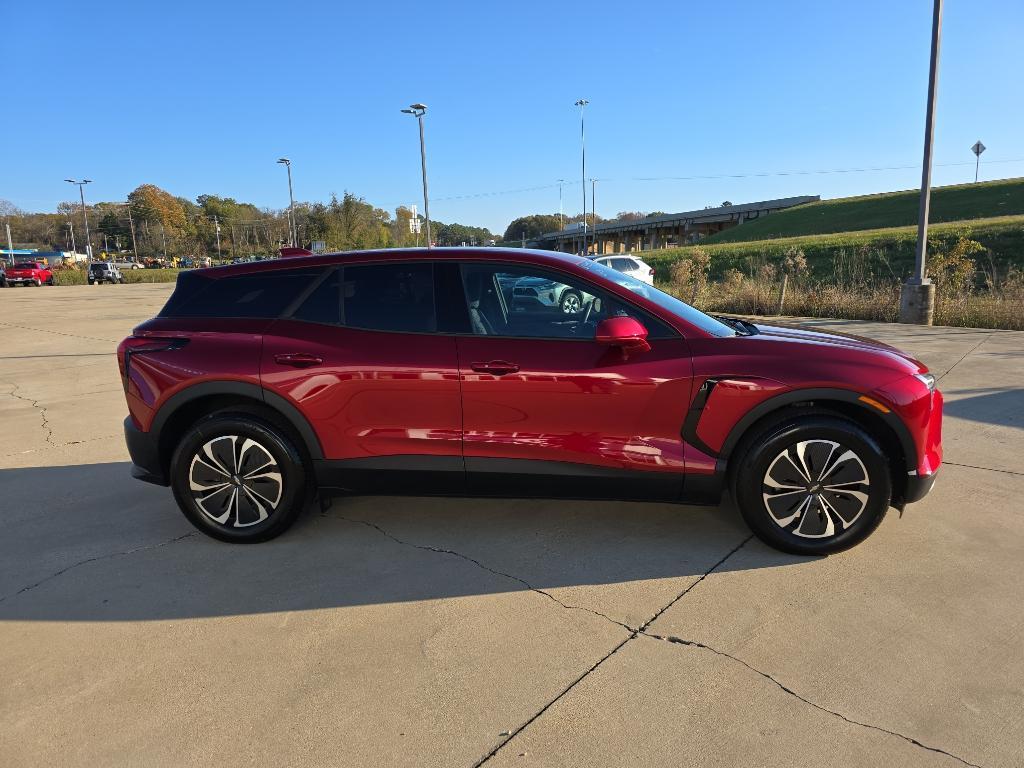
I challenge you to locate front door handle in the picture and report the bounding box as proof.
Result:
[471,360,520,376]
[274,352,323,368]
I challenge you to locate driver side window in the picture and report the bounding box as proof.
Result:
[459,263,672,340]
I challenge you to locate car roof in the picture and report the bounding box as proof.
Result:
[193,247,588,279]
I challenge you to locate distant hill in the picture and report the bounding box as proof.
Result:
[706,177,1024,244]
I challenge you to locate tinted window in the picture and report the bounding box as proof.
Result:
[342,262,435,333]
[460,263,675,340]
[292,268,341,325]
[160,268,321,318]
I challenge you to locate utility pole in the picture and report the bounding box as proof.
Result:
[557,179,565,230]
[213,215,222,259]
[899,0,942,325]
[575,99,589,255]
[590,178,598,256]
[65,179,93,259]
[161,224,167,259]
[125,202,139,261]
[5,222,13,264]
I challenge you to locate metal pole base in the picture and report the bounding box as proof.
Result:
[898,280,936,325]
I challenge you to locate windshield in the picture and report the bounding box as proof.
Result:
[14,263,38,270]
[579,258,736,337]
[90,263,110,271]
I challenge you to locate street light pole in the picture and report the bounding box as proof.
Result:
[277,158,297,247]
[575,99,588,255]
[65,179,93,259]
[401,104,431,248]
[899,0,942,325]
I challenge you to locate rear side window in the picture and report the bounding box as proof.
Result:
[292,268,341,325]
[160,268,322,318]
[342,262,435,333]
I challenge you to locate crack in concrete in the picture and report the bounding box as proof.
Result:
[937,333,994,382]
[943,460,1024,477]
[332,513,634,632]
[641,632,984,768]
[338,516,986,768]
[0,531,198,605]
[469,535,753,766]
[3,382,56,446]
[0,321,119,344]
[0,433,121,458]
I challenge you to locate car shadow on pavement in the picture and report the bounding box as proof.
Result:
[942,387,1024,429]
[0,461,810,623]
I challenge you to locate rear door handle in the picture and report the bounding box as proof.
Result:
[471,360,520,376]
[274,352,323,368]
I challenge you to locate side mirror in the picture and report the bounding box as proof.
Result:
[595,316,651,357]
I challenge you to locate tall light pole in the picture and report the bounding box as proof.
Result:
[899,0,942,325]
[65,179,93,258]
[277,158,297,247]
[575,99,588,255]
[401,103,431,249]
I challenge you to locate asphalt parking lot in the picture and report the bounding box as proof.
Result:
[1,284,1022,768]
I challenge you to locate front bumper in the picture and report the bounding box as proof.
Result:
[124,416,168,486]
[903,468,939,505]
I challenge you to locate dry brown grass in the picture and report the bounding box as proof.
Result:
[660,273,1024,330]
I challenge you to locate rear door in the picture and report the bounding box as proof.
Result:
[261,261,464,494]
[455,261,693,500]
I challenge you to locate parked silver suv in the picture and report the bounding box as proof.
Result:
[88,262,126,285]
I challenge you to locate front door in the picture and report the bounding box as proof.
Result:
[455,262,693,500]
[261,262,464,493]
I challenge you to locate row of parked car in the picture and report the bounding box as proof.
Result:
[0,261,131,287]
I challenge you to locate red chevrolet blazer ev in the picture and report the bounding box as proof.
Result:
[118,248,942,554]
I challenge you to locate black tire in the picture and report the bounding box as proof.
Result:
[32,278,41,287]
[46,276,55,286]
[118,277,127,284]
[559,290,583,314]
[731,415,891,555]
[170,413,312,543]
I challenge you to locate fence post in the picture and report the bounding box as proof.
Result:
[777,273,788,315]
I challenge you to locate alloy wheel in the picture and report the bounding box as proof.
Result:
[761,439,870,539]
[188,435,283,527]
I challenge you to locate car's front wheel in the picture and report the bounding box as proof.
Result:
[170,413,311,543]
[560,290,582,314]
[732,415,891,555]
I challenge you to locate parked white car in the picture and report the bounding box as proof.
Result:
[594,255,655,285]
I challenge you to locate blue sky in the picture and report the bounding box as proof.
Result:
[3,0,1022,234]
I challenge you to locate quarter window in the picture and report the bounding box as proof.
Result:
[160,268,321,319]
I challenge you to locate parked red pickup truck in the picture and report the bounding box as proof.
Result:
[6,262,54,287]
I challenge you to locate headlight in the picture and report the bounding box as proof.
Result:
[914,372,936,392]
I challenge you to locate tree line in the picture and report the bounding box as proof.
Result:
[1,185,498,259]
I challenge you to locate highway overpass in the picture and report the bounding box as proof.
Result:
[534,195,819,254]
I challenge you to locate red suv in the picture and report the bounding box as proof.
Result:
[118,248,942,554]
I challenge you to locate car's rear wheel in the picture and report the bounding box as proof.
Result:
[732,415,891,555]
[170,413,311,543]
[32,278,41,287]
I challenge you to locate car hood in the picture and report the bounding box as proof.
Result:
[750,320,928,373]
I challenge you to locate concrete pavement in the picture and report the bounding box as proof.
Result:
[1,285,1021,767]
